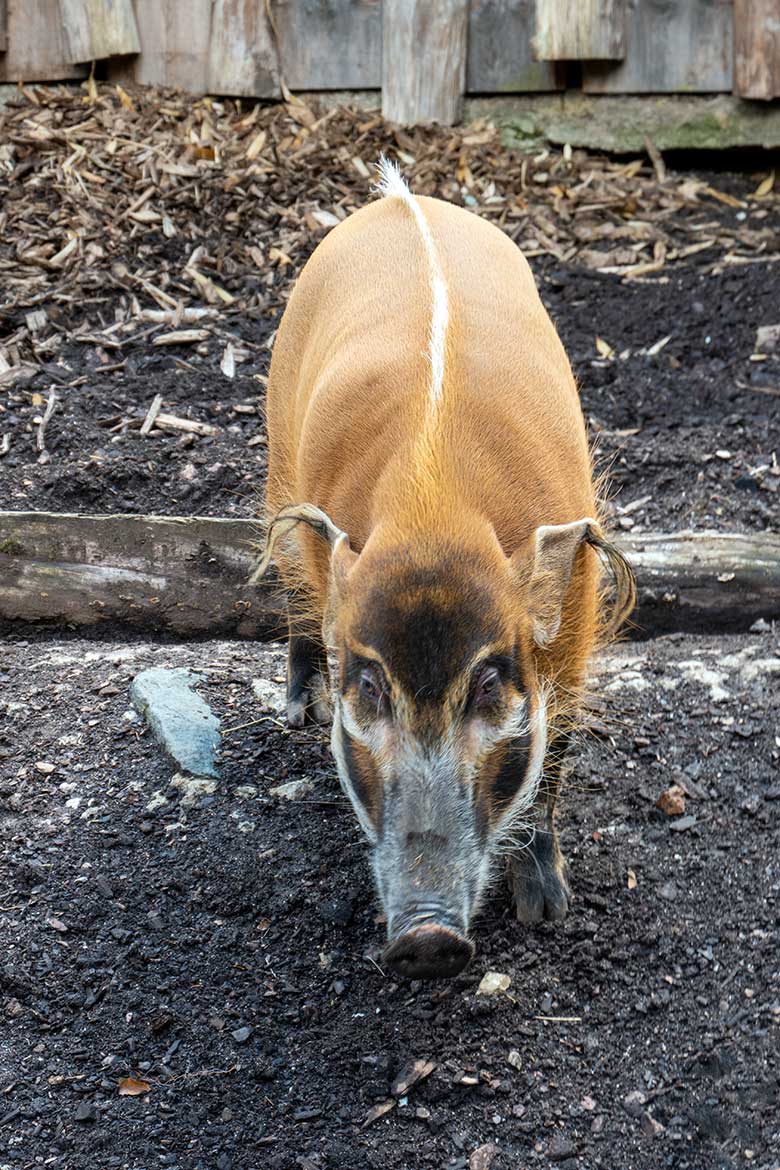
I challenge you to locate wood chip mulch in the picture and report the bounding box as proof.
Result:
[0,81,778,393]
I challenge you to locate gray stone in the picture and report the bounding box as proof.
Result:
[670,815,697,832]
[268,778,314,801]
[622,1090,647,1119]
[130,668,220,778]
[170,773,218,807]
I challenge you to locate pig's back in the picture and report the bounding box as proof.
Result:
[265,193,593,547]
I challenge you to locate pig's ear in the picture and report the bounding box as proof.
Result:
[249,503,357,585]
[522,519,595,646]
[513,518,636,647]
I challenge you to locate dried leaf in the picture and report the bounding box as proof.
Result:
[391,1059,435,1097]
[627,868,638,890]
[361,1099,395,1128]
[115,86,135,111]
[246,130,267,161]
[753,171,775,198]
[118,1077,151,1097]
[656,785,686,817]
[220,342,236,379]
[153,330,210,346]
[595,337,615,360]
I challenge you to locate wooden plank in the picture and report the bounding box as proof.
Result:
[207,0,279,97]
[534,0,626,60]
[275,0,381,89]
[2,513,779,639]
[584,0,733,94]
[382,0,469,124]
[734,0,780,99]
[0,0,87,81]
[107,0,211,91]
[59,0,140,63]
[467,0,561,92]
[0,0,7,53]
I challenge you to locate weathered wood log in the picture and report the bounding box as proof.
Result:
[0,0,87,82]
[0,513,778,639]
[624,530,780,633]
[382,0,469,126]
[0,512,286,639]
[534,0,626,61]
[207,0,279,99]
[734,0,780,99]
[276,0,381,90]
[107,0,212,93]
[467,0,561,93]
[59,0,141,64]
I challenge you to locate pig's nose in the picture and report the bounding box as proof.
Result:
[383,923,475,980]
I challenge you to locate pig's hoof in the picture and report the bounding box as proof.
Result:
[286,675,331,728]
[507,831,570,925]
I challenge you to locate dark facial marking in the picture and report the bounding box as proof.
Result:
[340,726,382,829]
[358,559,503,704]
[478,733,533,828]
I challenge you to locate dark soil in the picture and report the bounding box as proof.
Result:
[1,87,779,536]
[2,90,779,1170]
[1,249,779,534]
[1,629,779,1170]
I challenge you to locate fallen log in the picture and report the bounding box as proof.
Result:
[0,511,285,639]
[0,512,777,638]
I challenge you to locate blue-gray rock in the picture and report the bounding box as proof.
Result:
[130,668,220,778]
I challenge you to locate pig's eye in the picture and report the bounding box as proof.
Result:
[359,666,385,704]
[473,665,501,709]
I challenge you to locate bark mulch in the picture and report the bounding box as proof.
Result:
[1,83,779,530]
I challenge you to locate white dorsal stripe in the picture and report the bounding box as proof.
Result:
[376,156,448,407]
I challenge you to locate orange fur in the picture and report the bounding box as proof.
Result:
[265,191,623,725]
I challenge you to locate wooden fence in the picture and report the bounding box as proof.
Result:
[1,1,779,124]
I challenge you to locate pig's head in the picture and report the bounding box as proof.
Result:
[256,504,633,979]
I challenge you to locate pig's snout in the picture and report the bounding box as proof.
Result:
[383,919,474,980]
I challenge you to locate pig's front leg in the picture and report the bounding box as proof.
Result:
[506,747,571,924]
[286,631,331,728]
[506,817,570,924]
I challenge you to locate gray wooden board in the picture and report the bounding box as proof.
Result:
[276,0,381,90]
[1,513,778,639]
[584,0,733,93]
[467,0,561,93]
[107,0,211,91]
[208,0,279,97]
[534,0,626,61]
[734,0,780,99]
[382,0,469,124]
[0,0,87,81]
[59,0,141,63]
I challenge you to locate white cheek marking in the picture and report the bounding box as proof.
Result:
[331,706,378,844]
[493,689,548,842]
[376,156,448,410]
